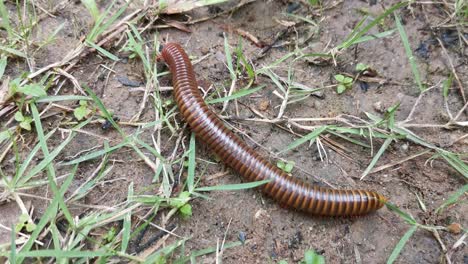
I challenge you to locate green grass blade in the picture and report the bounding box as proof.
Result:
[14,130,54,184]
[83,84,124,136]
[62,140,128,165]
[223,34,236,80]
[0,55,6,79]
[258,52,296,72]
[121,182,133,253]
[394,12,424,92]
[50,224,64,263]
[30,103,75,226]
[327,130,370,148]
[360,137,393,179]
[435,184,468,214]
[386,225,418,264]
[132,136,166,161]
[284,13,318,26]
[438,151,468,179]
[187,133,196,193]
[144,239,187,264]
[15,250,112,258]
[10,225,16,264]
[85,40,119,61]
[0,0,13,38]
[174,241,242,264]
[207,85,265,104]
[280,126,328,153]
[385,202,417,225]
[17,165,77,264]
[0,46,27,58]
[351,29,396,45]
[126,27,151,73]
[87,0,127,42]
[81,0,100,22]
[19,133,74,185]
[195,179,270,192]
[338,1,408,50]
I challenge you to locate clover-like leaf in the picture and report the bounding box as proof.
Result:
[356,63,370,72]
[337,84,347,94]
[284,161,295,173]
[14,111,25,122]
[343,77,353,84]
[334,74,345,82]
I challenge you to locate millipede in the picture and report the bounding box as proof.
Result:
[160,42,387,216]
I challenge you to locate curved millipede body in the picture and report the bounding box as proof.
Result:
[161,43,387,216]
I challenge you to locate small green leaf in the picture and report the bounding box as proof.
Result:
[20,116,33,131]
[73,101,91,121]
[0,130,11,144]
[337,84,346,94]
[303,249,325,264]
[25,222,36,232]
[17,83,47,97]
[19,214,29,223]
[277,160,285,170]
[284,161,295,173]
[179,204,192,219]
[14,111,25,122]
[15,223,24,233]
[356,63,369,72]
[104,227,117,242]
[334,74,345,82]
[343,77,353,84]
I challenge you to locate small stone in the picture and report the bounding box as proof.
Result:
[200,47,210,55]
[258,100,269,111]
[447,223,462,234]
[400,143,409,152]
[254,209,268,220]
[373,101,384,113]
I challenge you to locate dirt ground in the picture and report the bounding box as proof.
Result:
[1,0,467,263]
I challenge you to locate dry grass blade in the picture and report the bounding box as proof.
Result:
[161,0,230,14]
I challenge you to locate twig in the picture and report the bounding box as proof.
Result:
[55,68,86,95]
[445,233,467,263]
[437,37,465,103]
[370,149,432,174]
[403,82,440,123]
[0,223,44,246]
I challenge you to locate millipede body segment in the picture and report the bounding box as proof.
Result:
[161,43,386,216]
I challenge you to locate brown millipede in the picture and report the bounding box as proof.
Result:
[161,43,386,216]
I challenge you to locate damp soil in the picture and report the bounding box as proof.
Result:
[1,0,467,263]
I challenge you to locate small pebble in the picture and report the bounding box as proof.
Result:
[258,100,269,111]
[400,143,409,152]
[238,231,247,244]
[200,47,210,55]
[373,101,384,113]
[447,223,462,234]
